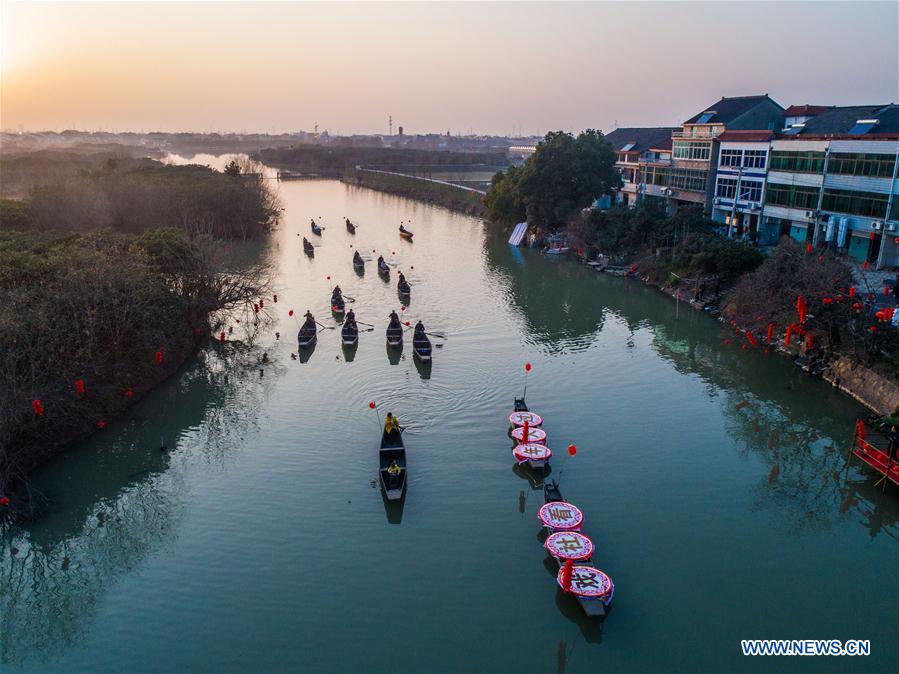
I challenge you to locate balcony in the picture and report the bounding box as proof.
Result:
[672,127,722,140]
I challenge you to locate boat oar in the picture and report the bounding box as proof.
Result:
[343,295,357,302]
[357,320,375,327]
[425,331,447,340]
[315,320,335,330]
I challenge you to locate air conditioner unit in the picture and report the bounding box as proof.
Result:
[805,210,818,219]
[887,223,897,232]
[872,221,883,231]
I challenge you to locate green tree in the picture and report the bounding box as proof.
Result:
[483,165,526,223]
[516,129,620,227]
[223,159,241,177]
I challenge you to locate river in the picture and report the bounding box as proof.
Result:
[2,162,897,673]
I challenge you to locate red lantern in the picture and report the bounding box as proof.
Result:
[849,287,855,298]
[806,333,814,349]
[525,362,532,372]
[259,299,264,308]
[411,266,414,270]
[405,321,410,326]
[822,297,833,305]
[74,379,85,395]
[766,323,774,343]
[288,310,294,317]
[805,243,813,254]
[862,260,869,271]
[219,332,226,343]
[96,420,106,428]
[723,338,731,345]
[369,401,376,409]
[273,295,278,303]
[561,559,573,592]
[568,444,576,456]
[745,331,758,347]
[0,496,10,506]
[327,276,331,280]
[869,325,877,333]
[254,304,259,314]
[155,351,164,365]
[401,306,406,312]
[32,399,44,416]
[124,389,134,398]
[796,295,807,324]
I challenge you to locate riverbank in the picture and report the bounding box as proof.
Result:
[342,168,485,216]
[580,252,899,417]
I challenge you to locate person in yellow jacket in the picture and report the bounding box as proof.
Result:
[384,412,400,441]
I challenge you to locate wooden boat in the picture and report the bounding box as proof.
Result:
[542,480,609,618]
[311,222,322,236]
[346,219,356,234]
[341,316,358,346]
[399,226,414,240]
[378,260,390,278]
[297,318,317,348]
[509,397,528,435]
[331,293,346,316]
[412,330,432,361]
[386,318,404,347]
[353,256,364,272]
[303,239,315,257]
[379,429,407,500]
[397,277,411,297]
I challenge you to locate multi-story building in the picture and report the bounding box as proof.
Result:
[711,130,774,243]
[762,104,899,267]
[603,127,677,207]
[669,95,784,212]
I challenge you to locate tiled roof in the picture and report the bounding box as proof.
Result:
[782,104,831,117]
[683,95,782,125]
[649,137,673,152]
[717,130,774,142]
[799,105,899,135]
[603,127,679,153]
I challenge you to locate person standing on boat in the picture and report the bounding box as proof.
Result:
[353,250,363,266]
[414,320,425,338]
[332,285,342,299]
[345,308,356,323]
[304,310,314,322]
[377,255,386,269]
[384,412,400,441]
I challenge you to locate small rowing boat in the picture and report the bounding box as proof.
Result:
[412,325,432,361]
[311,222,322,236]
[341,314,358,346]
[378,258,390,278]
[386,312,403,348]
[345,218,356,234]
[397,275,411,297]
[298,315,317,348]
[379,428,407,500]
[399,225,414,240]
[331,289,345,316]
[303,238,314,257]
[353,253,364,272]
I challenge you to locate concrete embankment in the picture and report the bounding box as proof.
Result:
[342,168,485,217]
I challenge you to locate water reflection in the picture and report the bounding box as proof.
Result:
[485,229,898,541]
[0,348,272,664]
[413,356,432,380]
[386,344,403,366]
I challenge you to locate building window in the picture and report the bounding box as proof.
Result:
[764,184,820,210]
[743,150,767,169]
[673,141,711,161]
[821,188,889,219]
[739,180,763,203]
[827,153,896,178]
[716,177,737,199]
[769,150,825,173]
[669,167,708,192]
[720,149,742,167]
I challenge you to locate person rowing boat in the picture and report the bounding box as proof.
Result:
[412,320,432,361]
[386,310,403,347]
[341,309,358,346]
[345,217,356,234]
[353,250,364,269]
[311,220,322,235]
[298,311,317,348]
[377,255,390,276]
[397,272,411,296]
[399,224,413,239]
[303,237,314,256]
[331,286,345,314]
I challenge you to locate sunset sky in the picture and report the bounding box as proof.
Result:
[2,1,897,136]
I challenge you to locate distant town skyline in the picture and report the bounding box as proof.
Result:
[2,1,897,136]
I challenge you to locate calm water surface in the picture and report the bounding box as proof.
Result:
[2,168,897,673]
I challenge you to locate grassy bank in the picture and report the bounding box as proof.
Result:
[0,152,280,518]
[342,169,485,216]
